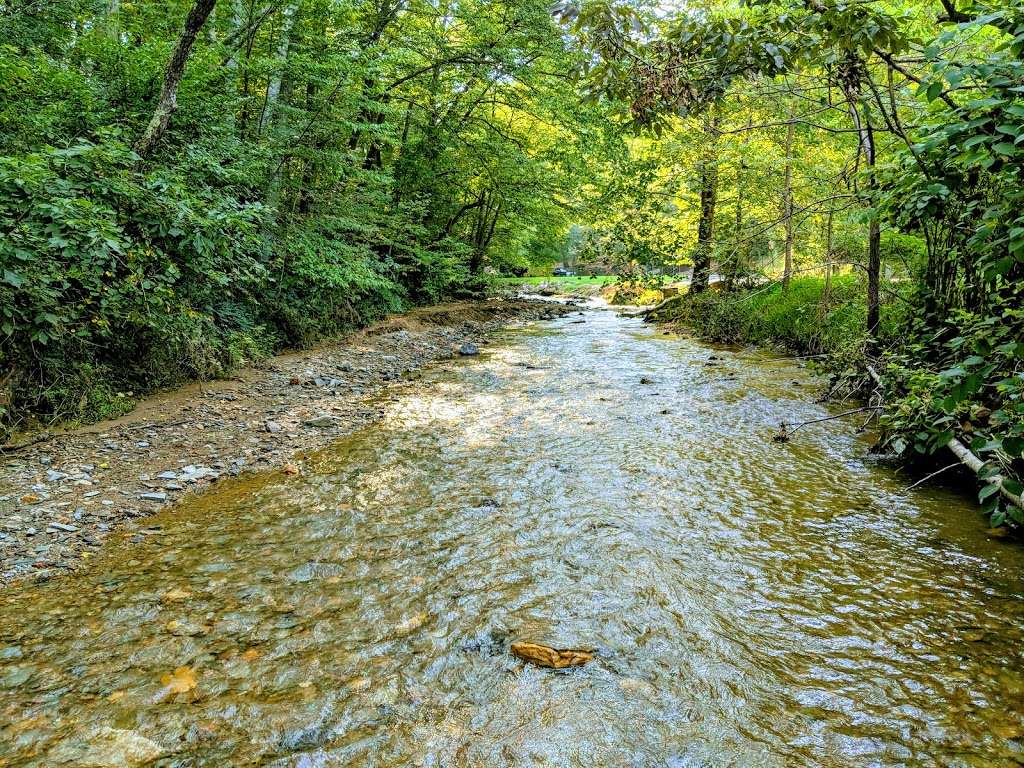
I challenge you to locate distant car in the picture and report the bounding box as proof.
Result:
[552,267,575,277]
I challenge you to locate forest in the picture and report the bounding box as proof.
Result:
[1,0,1023,524]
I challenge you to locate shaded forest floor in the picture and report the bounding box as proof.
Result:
[0,299,573,586]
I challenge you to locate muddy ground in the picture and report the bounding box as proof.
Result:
[0,299,574,586]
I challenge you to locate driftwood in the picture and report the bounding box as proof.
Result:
[619,295,685,319]
[867,366,1022,510]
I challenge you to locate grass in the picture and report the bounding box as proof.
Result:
[657,276,873,358]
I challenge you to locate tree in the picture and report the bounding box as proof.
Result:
[134,0,218,158]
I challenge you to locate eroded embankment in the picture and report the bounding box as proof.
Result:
[0,299,574,585]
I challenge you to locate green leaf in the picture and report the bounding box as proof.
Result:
[1003,437,1024,457]
[979,482,1000,501]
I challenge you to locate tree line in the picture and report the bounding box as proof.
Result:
[560,0,1024,523]
[0,0,617,431]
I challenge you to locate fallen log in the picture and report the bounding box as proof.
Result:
[946,436,1023,510]
[618,295,685,319]
[867,366,1022,511]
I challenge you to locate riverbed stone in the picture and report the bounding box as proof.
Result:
[458,342,480,356]
[0,300,572,585]
[49,727,167,767]
[304,415,340,428]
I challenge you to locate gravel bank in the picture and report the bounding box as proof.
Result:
[0,299,574,585]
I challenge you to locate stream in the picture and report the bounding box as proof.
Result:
[2,305,1024,767]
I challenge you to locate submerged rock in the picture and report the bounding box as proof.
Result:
[510,641,593,669]
[50,727,167,767]
[458,342,480,356]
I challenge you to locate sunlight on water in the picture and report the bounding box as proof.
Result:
[2,308,1023,767]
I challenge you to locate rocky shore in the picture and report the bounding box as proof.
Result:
[0,299,573,586]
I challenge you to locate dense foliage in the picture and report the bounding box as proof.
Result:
[559,0,1023,523]
[2,0,1022,523]
[0,0,618,430]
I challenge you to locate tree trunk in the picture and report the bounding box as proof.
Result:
[133,0,218,158]
[259,2,299,137]
[224,0,245,129]
[864,137,880,354]
[823,207,834,305]
[841,72,881,355]
[297,80,318,215]
[726,175,743,291]
[691,111,720,294]
[782,108,795,291]
[106,0,121,41]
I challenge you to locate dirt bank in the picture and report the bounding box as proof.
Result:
[0,299,574,586]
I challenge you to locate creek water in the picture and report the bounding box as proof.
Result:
[2,306,1024,767]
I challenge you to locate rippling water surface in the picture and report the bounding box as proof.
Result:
[3,307,1024,767]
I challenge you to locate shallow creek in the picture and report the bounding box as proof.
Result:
[2,307,1024,767]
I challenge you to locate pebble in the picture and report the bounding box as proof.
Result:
[47,523,79,533]
[139,492,168,502]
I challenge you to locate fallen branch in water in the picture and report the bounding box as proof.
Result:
[774,406,881,442]
[903,462,962,492]
[866,365,1022,512]
[766,353,830,362]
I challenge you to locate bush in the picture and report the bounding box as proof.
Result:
[0,139,407,435]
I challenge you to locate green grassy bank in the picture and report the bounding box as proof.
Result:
[654,276,876,360]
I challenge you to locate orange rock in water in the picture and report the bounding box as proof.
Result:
[510,641,593,669]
